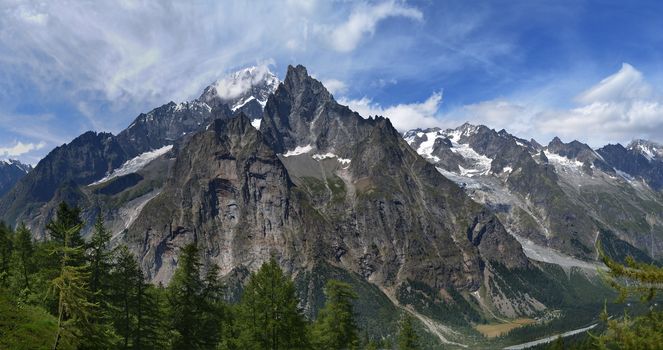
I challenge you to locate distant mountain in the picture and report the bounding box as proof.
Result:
[0,66,274,236]
[0,159,31,198]
[404,124,663,263]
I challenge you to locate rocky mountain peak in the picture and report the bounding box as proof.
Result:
[260,64,370,155]
[0,159,32,173]
[199,65,279,109]
[627,139,663,162]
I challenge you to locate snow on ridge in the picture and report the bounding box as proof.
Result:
[283,144,313,157]
[231,96,256,111]
[544,151,584,170]
[90,145,173,186]
[412,130,442,162]
[312,153,351,165]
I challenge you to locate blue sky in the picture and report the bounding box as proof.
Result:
[1,0,663,164]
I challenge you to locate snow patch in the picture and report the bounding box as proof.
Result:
[251,118,262,129]
[414,130,443,162]
[450,143,492,177]
[283,144,313,157]
[90,145,173,185]
[312,153,352,165]
[544,151,584,172]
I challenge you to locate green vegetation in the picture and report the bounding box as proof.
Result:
[2,201,420,349]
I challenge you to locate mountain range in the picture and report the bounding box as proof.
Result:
[1,64,661,348]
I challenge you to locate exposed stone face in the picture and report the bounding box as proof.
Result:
[124,115,318,283]
[122,66,529,298]
[0,131,129,231]
[260,65,374,156]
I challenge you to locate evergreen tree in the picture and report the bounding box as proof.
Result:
[589,244,663,349]
[167,243,225,349]
[12,223,34,291]
[110,246,141,349]
[235,259,309,350]
[49,220,94,350]
[311,280,359,350]
[47,202,85,249]
[87,213,113,303]
[397,315,419,350]
[0,222,13,285]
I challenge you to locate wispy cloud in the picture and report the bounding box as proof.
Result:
[320,0,423,52]
[0,140,46,158]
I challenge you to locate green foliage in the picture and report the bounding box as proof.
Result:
[0,288,76,350]
[12,223,35,291]
[311,280,360,350]
[397,315,419,350]
[0,221,13,285]
[167,243,225,349]
[235,258,309,350]
[87,213,113,301]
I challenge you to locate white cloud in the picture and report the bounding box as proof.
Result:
[321,79,347,95]
[576,63,654,104]
[323,0,423,52]
[212,62,276,100]
[0,141,46,157]
[340,91,443,131]
[442,63,663,146]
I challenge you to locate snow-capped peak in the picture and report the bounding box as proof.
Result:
[200,65,280,110]
[0,159,32,173]
[628,139,663,162]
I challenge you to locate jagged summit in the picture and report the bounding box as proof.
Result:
[627,139,663,161]
[199,65,280,118]
[0,159,32,173]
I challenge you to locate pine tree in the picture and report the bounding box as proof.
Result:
[12,223,34,291]
[167,243,225,349]
[311,280,359,350]
[110,245,141,349]
[49,220,94,350]
[0,222,13,285]
[397,315,419,350]
[46,202,86,267]
[235,259,309,350]
[590,244,663,349]
[87,213,113,303]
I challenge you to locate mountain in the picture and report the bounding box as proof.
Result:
[0,159,31,198]
[0,66,275,237]
[404,124,663,264]
[0,63,658,347]
[199,65,280,121]
[117,66,568,344]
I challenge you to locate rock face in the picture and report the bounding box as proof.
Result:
[598,140,663,190]
[404,124,663,262]
[125,66,529,302]
[0,160,31,198]
[0,132,130,234]
[0,67,270,236]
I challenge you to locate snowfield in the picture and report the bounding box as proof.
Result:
[90,145,173,185]
[283,144,313,157]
